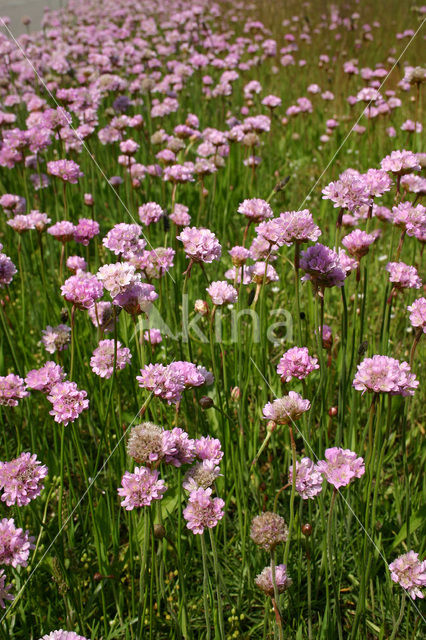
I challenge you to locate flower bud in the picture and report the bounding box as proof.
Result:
[199,396,213,410]
[230,386,240,402]
[153,524,166,539]
[302,523,312,537]
[194,299,209,316]
[328,406,338,417]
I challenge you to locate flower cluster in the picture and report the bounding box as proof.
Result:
[0,518,34,567]
[389,551,426,599]
[0,375,29,407]
[316,448,365,489]
[353,355,418,396]
[47,382,89,425]
[277,347,319,382]
[255,564,292,596]
[288,457,323,499]
[0,453,48,507]
[90,339,131,379]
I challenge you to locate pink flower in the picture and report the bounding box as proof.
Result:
[66,256,87,272]
[288,458,323,499]
[408,297,426,333]
[255,564,292,596]
[195,436,223,465]
[47,159,83,183]
[90,339,131,379]
[386,262,422,290]
[47,382,89,425]
[277,347,319,382]
[61,273,103,309]
[389,551,426,599]
[138,202,163,226]
[103,223,143,256]
[0,253,17,287]
[74,218,100,245]
[0,570,13,609]
[183,487,224,534]
[0,375,29,407]
[0,453,48,506]
[41,325,71,354]
[342,229,375,259]
[237,198,273,222]
[263,392,311,425]
[25,362,65,393]
[316,448,365,489]
[47,221,76,243]
[177,227,221,264]
[206,281,238,305]
[300,244,346,289]
[118,467,166,510]
[136,363,185,405]
[380,150,421,175]
[0,518,34,567]
[353,355,418,396]
[39,632,89,640]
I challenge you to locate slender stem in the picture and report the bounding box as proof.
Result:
[284,425,297,565]
[271,550,284,640]
[200,533,212,640]
[388,593,406,640]
[327,489,343,640]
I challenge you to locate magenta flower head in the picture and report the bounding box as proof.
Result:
[177,227,221,264]
[47,381,89,426]
[263,392,311,425]
[342,229,375,260]
[0,570,13,609]
[42,324,71,354]
[0,375,29,407]
[118,467,166,510]
[162,427,196,467]
[277,347,319,382]
[229,246,250,266]
[389,551,426,599]
[237,198,273,222]
[195,436,223,465]
[138,202,163,226]
[0,253,17,287]
[278,209,322,244]
[97,263,140,298]
[183,487,224,534]
[288,457,323,499]
[47,221,76,243]
[103,223,143,256]
[88,302,115,333]
[90,339,131,379]
[25,361,65,394]
[386,262,422,290]
[408,297,426,333]
[136,363,185,405]
[206,281,238,306]
[39,632,89,640]
[300,244,346,291]
[380,150,421,175]
[255,564,292,596]
[316,448,365,489]
[113,282,158,316]
[0,452,48,506]
[47,159,83,183]
[126,422,165,465]
[74,218,100,245]
[66,256,87,273]
[0,518,34,567]
[353,355,418,396]
[61,273,103,309]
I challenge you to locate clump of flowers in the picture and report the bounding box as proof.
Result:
[66,256,87,273]
[136,363,185,405]
[112,282,158,315]
[380,150,421,175]
[90,339,131,379]
[41,325,71,354]
[316,448,365,489]
[263,392,311,425]
[177,227,221,264]
[74,218,100,245]
[118,467,166,510]
[255,564,292,596]
[47,382,89,425]
[0,518,34,567]
[103,223,143,256]
[206,281,238,305]
[138,202,163,226]
[97,262,140,298]
[277,347,319,382]
[0,453,48,506]
[0,375,29,407]
[126,422,165,465]
[182,460,221,492]
[47,159,83,183]
[47,221,76,243]
[183,487,224,534]
[386,262,422,290]
[353,355,418,396]
[61,273,103,309]
[278,209,322,244]
[408,297,426,333]
[300,243,346,291]
[238,198,273,222]
[250,512,288,551]
[342,229,375,260]
[0,253,17,287]
[25,362,65,393]
[162,427,196,467]
[288,457,323,499]
[389,551,426,599]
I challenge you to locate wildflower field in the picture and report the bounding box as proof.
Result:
[0,0,425,638]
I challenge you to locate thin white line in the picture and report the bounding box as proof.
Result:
[249,356,426,622]
[0,18,176,284]
[297,18,425,210]
[0,396,151,622]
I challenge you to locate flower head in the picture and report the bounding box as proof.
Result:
[250,512,288,551]
[0,570,13,609]
[255,564,292,596]
[277,347,319,382]
[386,262,422,290]
[263,392,310,425]
[238,198,273,222]
[300,244,346,290]
[47,382,89,425]
[47,159,83,183]
[316,448,365,489]
[25,362,65,393]
[0,375,29,407]
[288,457,323,499]
[118,467,166,510]
[389,551,426,599]
[206,281,238,305]
[177,227,221,263]
[183,487,224,534]
[381,150,421,175]
[353,355,418,396]
[0,253,17,287]
[0,453,48,506]
[408,297,426,333]
[0,518,34,567]
[90,339,131,378]
[127,422,165,465]
[41,325,71,354]
[61,273,103,309]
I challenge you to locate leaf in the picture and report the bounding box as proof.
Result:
[391,505,426,549]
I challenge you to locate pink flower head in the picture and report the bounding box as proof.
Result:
[0,452,48,506]
[206,281,238,305]
[386,262,422,290]
[90,339,131,379]
[0,518,34,567]
[408,297,426,333]
[47,221,76,243]
[47,381,89,425]
[138,202,163,226]
[162,427,196,467]
[118,467,166,510]
[278,209,322,244]
[342,229,375,259]
[389,551,426,599]
[277,347,319,382]
[143,328,162,344]
[97,262,140,298]
[353,355,418,396]
[177,227,221,263]
[251,262,279,284]
[61,273,103,309]
[229,246,250,266]
[255,564,292,596]
[288,457,323,499]
[237,198,273,222]
[195,436,224,465]
[66,256,87,272]
[0,569,13,609]
[263,392,311,425]
[136,363,185,405]
[25,361,65,393]
[39,632,89,640]
[316,448,365,489]
[381,150,421,175]
[300,244,346,290]
[74,218,100,246]
[103,223,143,256]
[183,487,224,534]
[0,375,29,407]
[113,282,158,315]
[47,159,83,183]
[41,325,71,354]
[170,203,191,227]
